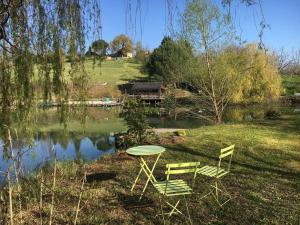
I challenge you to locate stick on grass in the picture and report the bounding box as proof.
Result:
[7,168,14,225]
[74,169,87,225]
[49,148,57,225]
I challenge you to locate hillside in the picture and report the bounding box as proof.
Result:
[84,59,145,98]
[281,74,300,96]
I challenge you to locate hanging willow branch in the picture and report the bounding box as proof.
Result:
[0,0,102,129]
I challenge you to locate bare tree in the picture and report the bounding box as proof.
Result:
[274,48,300,75]
[182,0,238,123]
[273,47,294,74]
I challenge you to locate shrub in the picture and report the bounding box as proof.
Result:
[264,109,281,120]
[120,98,150,144]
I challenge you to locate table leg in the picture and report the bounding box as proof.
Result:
[139,153,161,200]
[131,163,144,192]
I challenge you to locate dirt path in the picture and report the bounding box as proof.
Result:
[152,128,187,134]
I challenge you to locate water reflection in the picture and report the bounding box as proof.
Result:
[0,133,115,182]
[0,106,126,183]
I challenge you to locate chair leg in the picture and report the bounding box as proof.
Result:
[184,195,193,225]
[167,200,182,216]
[158,195,166,225]
[199,181,214,200]
[157,199,183,217]
[212,179,231,207]
[199,178,232,207]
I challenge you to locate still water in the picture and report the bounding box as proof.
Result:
[0,104,298,182]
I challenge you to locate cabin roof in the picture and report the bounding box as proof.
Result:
[131,82,164,91]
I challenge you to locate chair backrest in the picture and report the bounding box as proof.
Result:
[163,162,200,194]
[218,145,235,173]
[165,162,200,179]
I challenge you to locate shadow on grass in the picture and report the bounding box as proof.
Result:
[252,113,300,135]
[166,144,300,179]
[86,172,117,183]
[117,192,155,210]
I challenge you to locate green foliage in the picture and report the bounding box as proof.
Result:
[230,44,282,104]
[134,41,149,64]
[87,39,109,58]
[180,0,281,124]
[162,85,176,116]
[189,44,282,106]
[281,75,300,96]
[86,39,109,72]
[0,0,101,130]
[110,34,133,56]
[264,109,281,120]
[181,0,236,123]
[52,30,64,96]
[146,37,194,84]
[120,98,150,144]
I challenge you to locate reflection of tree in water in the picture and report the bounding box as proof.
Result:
[47,131,59,146]
[224,106,266,122]
[72,134,83,161]
[94,136,114,151]
[58,132,70,150]
[0,104,12,157]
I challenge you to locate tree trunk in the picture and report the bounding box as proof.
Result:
[200,15,222,125]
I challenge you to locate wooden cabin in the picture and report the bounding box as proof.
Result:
[130,82,165,100]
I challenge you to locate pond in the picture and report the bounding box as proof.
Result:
[0,104,299,182]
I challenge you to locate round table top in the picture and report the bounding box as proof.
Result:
[126,145,165,156]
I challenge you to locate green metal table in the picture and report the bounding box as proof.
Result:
[126,145,166,200]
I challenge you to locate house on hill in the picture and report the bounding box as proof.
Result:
[130,82,165,100]
[110,49,133,58]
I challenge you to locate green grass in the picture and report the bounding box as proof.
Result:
[7,112,300,224]
[84,59,145,85]
[33,58,145,98]
[66,59,145,98]
[282,75,300,96]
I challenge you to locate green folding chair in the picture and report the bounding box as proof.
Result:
[197,144,235,207]
[153,162,200,224]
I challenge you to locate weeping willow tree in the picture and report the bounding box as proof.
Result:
[0,1,102,223]
[0,0,102,137]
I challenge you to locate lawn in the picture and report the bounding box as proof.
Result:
[84,59,145,85]
[11,111,300,224]
[282,75,300,96]
[66,59,146,98]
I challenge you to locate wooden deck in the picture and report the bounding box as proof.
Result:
[128,94,164,100]
[40,99,122,107]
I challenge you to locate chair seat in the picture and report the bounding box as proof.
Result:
[197,165,229,178]
[153,179,192,196]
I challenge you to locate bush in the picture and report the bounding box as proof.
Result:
[120,98,150,144]
[212,44,282,104]
[264,109,281,120]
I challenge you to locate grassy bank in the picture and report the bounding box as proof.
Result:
[68,59,145,98]
[3,112,300,224]
[282,75,300,96]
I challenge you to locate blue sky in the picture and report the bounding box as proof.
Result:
[90,0,300,52]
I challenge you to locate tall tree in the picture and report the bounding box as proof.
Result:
[87,39,108,57]
[146,36,194,85]
[110,34,133,56]
[182,0,237,124]
[0,0,102,137]
[134,41,149,63]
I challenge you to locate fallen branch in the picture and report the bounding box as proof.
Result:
[49,148,57,225]
[7,168,14,225]
[74,169,87,225]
